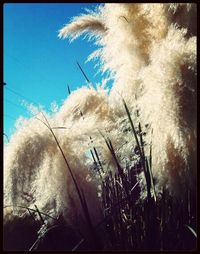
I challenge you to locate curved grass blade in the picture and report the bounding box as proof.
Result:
[185,224,197,238]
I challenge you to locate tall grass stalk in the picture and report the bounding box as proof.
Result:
[36,112,101,249]
[122,99,155,204]
[100,132,131,206]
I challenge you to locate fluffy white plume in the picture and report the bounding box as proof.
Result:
[4,3,196,239]
[58,3,196,195]
[59,14,106,41]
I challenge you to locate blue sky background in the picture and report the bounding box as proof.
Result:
[4,3,106,142]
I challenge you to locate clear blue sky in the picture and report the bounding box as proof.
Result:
[3,3,105,142]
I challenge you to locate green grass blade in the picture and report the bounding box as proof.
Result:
[185,224,197,238]
[67,84,71,95]
[76,61,91,84]
[122,99,152,202]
